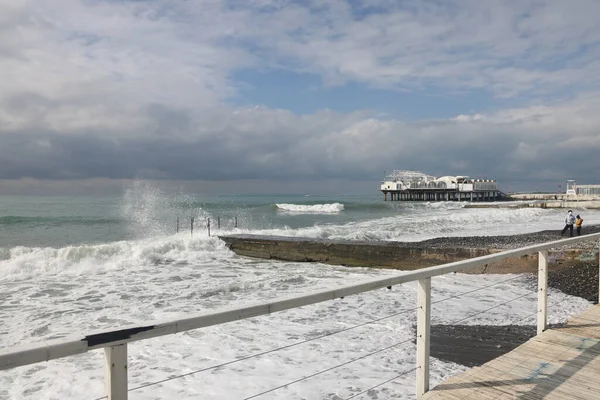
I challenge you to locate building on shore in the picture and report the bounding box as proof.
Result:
[563,180,600,201]
[380,170,503,202]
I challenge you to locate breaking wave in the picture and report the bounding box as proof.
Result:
[275,203,345,213]
[0,235,228,282]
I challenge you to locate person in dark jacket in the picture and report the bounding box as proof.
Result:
[561,210,576,237]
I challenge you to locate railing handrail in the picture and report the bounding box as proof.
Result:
[2,232,598,373]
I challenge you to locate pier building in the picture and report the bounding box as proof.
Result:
[381,170,502,202]
[576,184,600,196]
[566,180,600,198]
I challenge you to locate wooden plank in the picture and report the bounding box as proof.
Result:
[423,305,600,399]
[558,323,600,339]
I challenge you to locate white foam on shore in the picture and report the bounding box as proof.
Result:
[2,192,600,399]
[0,238,593,399]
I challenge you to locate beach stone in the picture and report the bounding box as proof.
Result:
[523,263,599,304]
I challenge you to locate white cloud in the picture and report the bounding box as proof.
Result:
[2,0,600,117]
[226,0,600,97]
[453,114,484,122]
[0,0,250,125]
[1,0,600,191]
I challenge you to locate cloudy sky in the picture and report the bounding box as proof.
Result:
[1,0,599,194]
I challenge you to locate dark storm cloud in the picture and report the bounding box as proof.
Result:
[2,99,598,193]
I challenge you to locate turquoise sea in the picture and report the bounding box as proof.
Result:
[1,181,599,399]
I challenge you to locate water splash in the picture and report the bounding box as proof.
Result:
[120,180,211,238]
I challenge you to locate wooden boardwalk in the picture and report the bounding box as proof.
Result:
[423,305,600,399]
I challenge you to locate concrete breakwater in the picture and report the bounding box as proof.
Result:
[509,193,600,201]
[219,232,600,274]
[473,192,600,209]
[465,200,600,209]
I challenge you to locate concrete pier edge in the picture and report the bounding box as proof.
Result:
[218,234,599,274]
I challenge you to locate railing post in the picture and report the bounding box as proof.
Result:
[104,344,128,400]
[416,278,431,398]
[537,250,548,335]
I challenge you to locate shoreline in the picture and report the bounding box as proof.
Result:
[417,224,600,251]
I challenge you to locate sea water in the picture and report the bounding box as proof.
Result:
[1,182,599,399]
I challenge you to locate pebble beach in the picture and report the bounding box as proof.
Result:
[422,225,600,302]
[428,226,599,367]
[412,224,600,251]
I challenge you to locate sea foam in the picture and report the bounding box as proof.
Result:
[2,186,600,399]
[275,203,345,213]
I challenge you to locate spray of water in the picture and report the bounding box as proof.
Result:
[120,180,212,238]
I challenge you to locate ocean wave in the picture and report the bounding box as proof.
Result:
[0,215,122,226]
[275,203,344,213]
[0,235,229,282]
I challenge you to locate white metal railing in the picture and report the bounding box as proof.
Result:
[1,234,599,399]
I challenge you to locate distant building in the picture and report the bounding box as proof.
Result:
[380,170,502,201]
[564,180,600,197]
[575,185,600,196]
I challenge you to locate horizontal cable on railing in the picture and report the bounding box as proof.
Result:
[92,306,421,399]
[236,279,541,399]
[242,337,415,400]
[446,291,536,325]
[431,274,525,306]
[344,366,419,400]
[92,272,533,398]
[364,288,571,400]
[339,289,600,400]
[550,291,599,309]
[515,291,600,325]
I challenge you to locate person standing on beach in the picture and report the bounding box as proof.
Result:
[575,215,583,236]
[561,210,576,237]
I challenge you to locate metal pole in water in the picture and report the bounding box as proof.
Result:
[176,217,179,234]
[191,217,194,238]
[207,218,211,237]
[235,216,237,228]
[217,216,220,229]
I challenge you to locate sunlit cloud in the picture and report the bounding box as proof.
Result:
[1,0,599,192]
